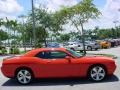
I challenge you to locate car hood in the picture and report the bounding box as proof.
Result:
[79,55,114,62]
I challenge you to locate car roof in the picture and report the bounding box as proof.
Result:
[24,48,67,57]
[35,48,66,51]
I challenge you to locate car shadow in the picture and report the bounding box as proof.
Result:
[2,75,119,86]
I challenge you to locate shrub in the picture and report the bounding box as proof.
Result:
[0,50,2,54]
[0,46,7,55]
[10,46,20,54]
[35,43,42,48]
[1,48,7,54]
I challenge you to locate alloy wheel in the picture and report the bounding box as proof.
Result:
[17,69,32,84]
[90,66,106,81]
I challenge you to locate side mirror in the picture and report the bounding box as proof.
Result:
[65,56,71,63]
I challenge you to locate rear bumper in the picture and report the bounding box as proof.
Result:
[1,66,14,78]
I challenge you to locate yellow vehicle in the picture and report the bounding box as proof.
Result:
[96,40,111,49]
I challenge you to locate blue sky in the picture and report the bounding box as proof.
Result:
[93,0,106,8]
[17,0,106,16]
[0,0,120,29]
[17,0,31,15]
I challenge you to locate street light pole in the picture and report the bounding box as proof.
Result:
[81,23,86,55]
[31,0,36,48]
[113,20,119,39]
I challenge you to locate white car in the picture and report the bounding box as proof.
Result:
[63,42,87,51]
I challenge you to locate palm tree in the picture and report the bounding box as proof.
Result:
[5,18,18,47]
[18,15,27,51]
[5,17,12,47]
[11,20,18,42]
[0,18,4,45]
[0,18,4,26]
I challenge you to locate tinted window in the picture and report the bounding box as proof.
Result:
[67,49,82,58]
[35,52,51,59]
[35,51,67,59]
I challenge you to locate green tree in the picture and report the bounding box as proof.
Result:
[55,0,101,54]
[69,31,81,40]
[27,6,67,47]
[4,18,18,47]
[0,30,8,45]
[59,34,70,42]
[0,18,4,26]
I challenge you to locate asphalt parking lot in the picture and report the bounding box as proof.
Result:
[0,47,120,90]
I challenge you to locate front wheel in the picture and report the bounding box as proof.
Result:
[88,65,106,81]
[95,48,98,50]
[16,69,33,85]
[70,48,75,51]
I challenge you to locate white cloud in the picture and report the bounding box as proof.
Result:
[35,0,78,12]
[47,0,78,8]
[0,0,23,14]
[0,0,23,19]
[85,0,120,29]
[105,0,120,11]
[35,0,120,31]
[0,0,119,30]
[105,0,120,20]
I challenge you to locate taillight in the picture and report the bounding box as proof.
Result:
[3,58,6,62]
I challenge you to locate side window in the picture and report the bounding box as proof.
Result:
[35,51,67,59]
[50,51,67,59]
[35,52,51,59]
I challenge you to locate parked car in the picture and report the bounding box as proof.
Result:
[108,39,115,47]
[108,39,120,47]
[118,39,120,45]
[85,41,100,51]
[96,40,111,49]
[113,39,120,46]
[1,48,116,84]
[63,42,87,51]
[46,42,62,48]
[117,39,120,45]
[76,40,100,51]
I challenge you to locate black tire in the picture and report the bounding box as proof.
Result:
[88,65,106,82]
[15,69,33,85]
[87,46,92,51]
[70,48,75,51]
[95,48,98,50]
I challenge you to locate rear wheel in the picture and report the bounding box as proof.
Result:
[95,48,98,50]
[16,69,33,85]
[88,65,106,81]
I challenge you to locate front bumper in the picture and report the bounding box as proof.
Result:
[107,62,117,75]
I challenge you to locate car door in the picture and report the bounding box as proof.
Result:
[35,50,74,78]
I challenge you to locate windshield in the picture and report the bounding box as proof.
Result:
[67,49,82,58]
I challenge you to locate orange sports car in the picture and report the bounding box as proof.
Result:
[1,48,116,84]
